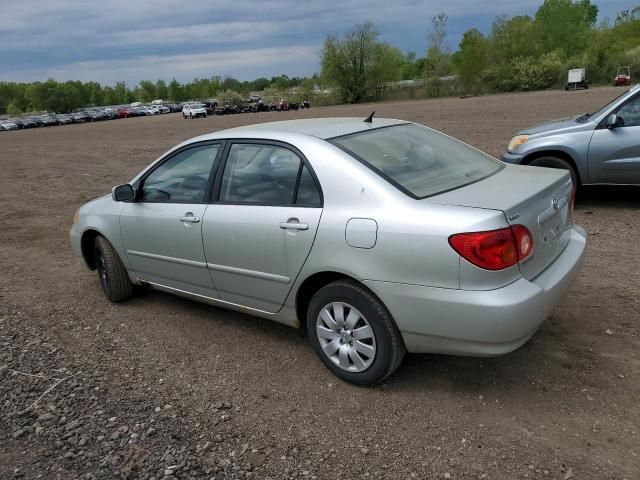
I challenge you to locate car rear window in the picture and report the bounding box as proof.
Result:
[330,124,503,199]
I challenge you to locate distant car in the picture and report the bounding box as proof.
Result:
[9,118,25,129]
[71,112,90,123]
[502,84,640,187]
[70,117,586,385]
[182,103,207,119]
[38,114,60,126]
[56,114,74,125]
[156,105,170,114]
[0,120,19,131]
[117,107,131,118]
[166,103,182,113]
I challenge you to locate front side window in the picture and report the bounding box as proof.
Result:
[330,124,502,199]
[616,95,640,127]
[220,144,320,205]
[141,144,220,202]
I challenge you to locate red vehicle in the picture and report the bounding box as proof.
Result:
[117,107,132,118]
[614,66,631,86]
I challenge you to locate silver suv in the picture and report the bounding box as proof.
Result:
[502,84,640,187]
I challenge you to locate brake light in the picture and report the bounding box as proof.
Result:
[448,225,533,271]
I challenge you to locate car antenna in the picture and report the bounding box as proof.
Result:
[363,111,375,123]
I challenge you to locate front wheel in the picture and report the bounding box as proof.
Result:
[94,236,133,302]
[307,280,405,385]
[528,156,579,189]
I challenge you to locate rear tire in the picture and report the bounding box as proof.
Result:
[307,280,405,385]
[528,156,579,188]
[94,236,133,302]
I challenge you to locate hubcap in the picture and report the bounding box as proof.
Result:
[316,302,376,372]
[96,251,108,291]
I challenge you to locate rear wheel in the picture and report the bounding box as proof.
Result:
[307,280,405,385]
[94,236,133,302]
[528,155,579,188]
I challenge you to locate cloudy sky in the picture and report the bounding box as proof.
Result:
[0,0,636,85]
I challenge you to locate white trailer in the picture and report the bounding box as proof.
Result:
[566,69,588,90]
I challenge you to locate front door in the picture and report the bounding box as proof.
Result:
[202,142,323,312]
[120,143,222,297]
[588,93,640,185]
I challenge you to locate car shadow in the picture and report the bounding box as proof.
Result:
[577,185,640,209]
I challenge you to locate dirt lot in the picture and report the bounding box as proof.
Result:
[1,87,638,480]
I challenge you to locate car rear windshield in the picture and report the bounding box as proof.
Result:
[330,124,503,199]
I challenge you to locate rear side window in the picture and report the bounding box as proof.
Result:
[330,124,502,199]
[219,143,322,206]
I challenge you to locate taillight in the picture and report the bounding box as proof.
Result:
[448,225,533,271]
[569,185,576,214]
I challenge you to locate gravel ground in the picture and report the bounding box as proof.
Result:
[1,87,639,479]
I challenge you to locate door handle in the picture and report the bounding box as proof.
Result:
[279,220,309,231]
[179,214,200,223]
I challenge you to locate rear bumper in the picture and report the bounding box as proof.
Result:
[365,225,587,356]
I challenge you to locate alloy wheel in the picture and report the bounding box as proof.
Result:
[316,302,376,372]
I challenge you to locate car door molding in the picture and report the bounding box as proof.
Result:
[127,250,208,269]
[206,262,291,284]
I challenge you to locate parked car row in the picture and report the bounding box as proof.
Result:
[0,104,183,131]
[182,98,311,119]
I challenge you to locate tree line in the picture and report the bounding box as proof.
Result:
[0,75,315,115]
[322,1,640,102]
[1,0,639,114]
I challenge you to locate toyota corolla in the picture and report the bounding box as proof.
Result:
[70,118,586,385]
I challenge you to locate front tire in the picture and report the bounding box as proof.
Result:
[528,156,579,188]
[94,236,133,302]
[307,280,405,385]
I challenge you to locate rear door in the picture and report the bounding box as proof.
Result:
[202,141,323,313]
[120,142,222,297]
[588,92,640,184]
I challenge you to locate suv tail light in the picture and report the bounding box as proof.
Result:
[449,225,533,271]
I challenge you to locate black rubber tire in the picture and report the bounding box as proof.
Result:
[94,236,133,302]
[307,280,406,385]
[528,155,579,188]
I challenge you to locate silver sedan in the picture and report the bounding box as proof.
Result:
[70,118,587,385]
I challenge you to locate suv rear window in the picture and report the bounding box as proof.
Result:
[330,124,502,199]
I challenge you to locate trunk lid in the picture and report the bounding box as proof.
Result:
[430,164,573,280]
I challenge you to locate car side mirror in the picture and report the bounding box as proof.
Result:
[606,113,622,129]
[112,184,135,202]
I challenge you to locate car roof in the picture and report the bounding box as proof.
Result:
[198,117,410,141]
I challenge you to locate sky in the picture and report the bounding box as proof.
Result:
[0,0,636,85]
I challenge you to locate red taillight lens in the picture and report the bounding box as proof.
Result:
[449,225,533,271]
[569,186,576,214]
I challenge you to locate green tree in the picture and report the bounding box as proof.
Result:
[321,21,402,103]
[155,79,168,100]
[535,0,599,55]
[452,29,490,93]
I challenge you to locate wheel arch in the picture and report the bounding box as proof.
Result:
[80,229,103,270]
[521,149,582,186]
[295,271,392,332]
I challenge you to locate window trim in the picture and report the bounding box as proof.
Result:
[328,124,504,200]
[596,91,640,129]
[133,140,226,204]
[209,139,324,208]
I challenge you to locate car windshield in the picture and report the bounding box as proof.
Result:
[330,124,502,199]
